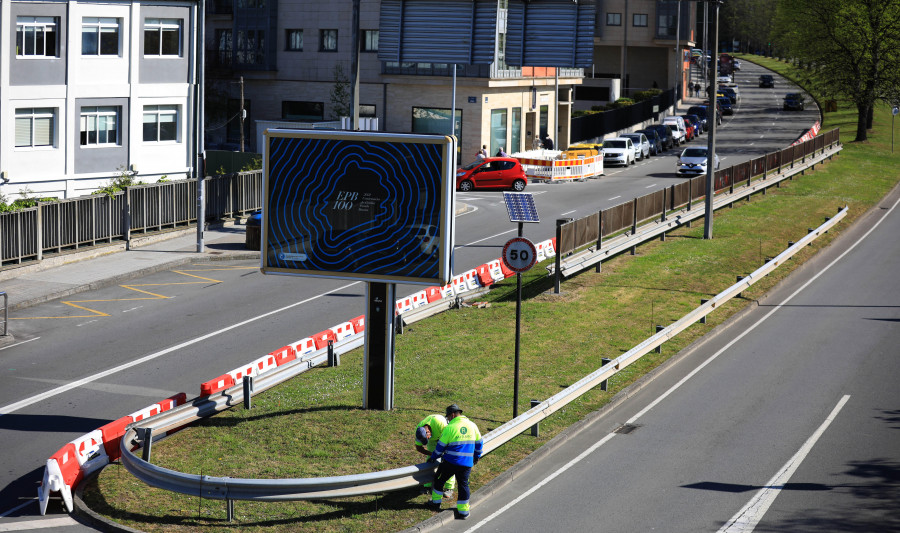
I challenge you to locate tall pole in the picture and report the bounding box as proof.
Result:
[239,76,245,152]
[621,0,628,97]
[675,0,681,99]
[195,0,206,253]
[704,1,720,240]
[350,0,360,130]
[513,222,523,419]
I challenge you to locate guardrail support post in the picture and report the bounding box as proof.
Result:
[736,276,745,298]
[530,400,540,437]
[1,292,7,336]
[227,499,234,522]
[654,326,664,352]
[328,339,339,366]
[631,198,638,255]
[243,375,254,409]
[595,213,603,273]
[600,358,611,391]
[555,219,565,293]
[700,299,709,323]
[138,427,153,462]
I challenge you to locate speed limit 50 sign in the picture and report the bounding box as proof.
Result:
[502,237,537,273]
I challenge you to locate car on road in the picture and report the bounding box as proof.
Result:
[406,224,439,256]
[662,116,688,145]
[601,137,637,167]
[717,73,732,85]
[683,114,704,135]
[759,74,775,88]
[621,132,651,160]
[687,106,710,130]
[456,157,527,191]
[636,128,663,155]
[733,59,742,71]
[717,96,734,115]
[720,86,738,104]
[783,93,805,111]
[676,147,720,176]
[646,124,676,151]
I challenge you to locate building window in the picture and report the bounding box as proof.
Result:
[362,30,378,52]
[236,30,265,65]
[360,104,376,118]
[144,19,181,56]
[16,16,58,57]
[15,108,55,147]
[282,101,324,121]
[80,106,120,146]
[511,107,522,153]
[286,29,303,51]
[237,0,265,7]
[214,29,232,67]
[320,29,337,52]
[606,13,621,26]
[633,13,648,27]
[82,17,119,56]
[412,107,461,140]
[142,105,178,142]
[490,109,508,157]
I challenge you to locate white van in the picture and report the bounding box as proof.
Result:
[663,116,687,144]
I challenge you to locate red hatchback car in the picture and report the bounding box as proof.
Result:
[456,157,528,192]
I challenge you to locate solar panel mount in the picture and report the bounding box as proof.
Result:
[503,192,540,224]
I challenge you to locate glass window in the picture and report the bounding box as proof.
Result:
[412,107,462,151]
[359,104,376,118]
[286,29,303,51]
[236,30,265,65]
[320,29,337,52]
[15,108,55,147]
[82,17,119,56]
[282,101,324,121]
[539,105,548,140]
[490,109,508,157]
[606,13,621,26]
[16,16,58,57]
[362,30,378,52]
[214,29,232,67]
[511,107,522,153]
[633,13,648,27]
[144,18,181,56]
[142,105,178,142]
[80,106,120,146]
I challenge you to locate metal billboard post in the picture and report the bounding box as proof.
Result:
[364,282,396,410]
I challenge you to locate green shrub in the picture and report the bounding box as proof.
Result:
[632,89,662,102]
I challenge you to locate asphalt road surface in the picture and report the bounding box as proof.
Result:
[0,60,827,530]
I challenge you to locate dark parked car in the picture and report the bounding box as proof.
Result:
[637,128,663,155]
[783,93,805,111]
[687,106,710,129]
[759,74,775,88]
[720,86,738,104]
[647,124,676,151]
[717,96,734,115]
[682,114,704,135]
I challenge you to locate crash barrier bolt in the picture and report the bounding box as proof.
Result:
[531,400,541,437]
[600,358,612,391]
[227,499,234,522]
[655,326,664,353]
[737,276,745,298]
[139,427,153,462]
[788,241,795,250]
[243,375,253,410]
[700,299,710,323]
[327,339,338,367]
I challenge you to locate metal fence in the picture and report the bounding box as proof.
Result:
[557,128,841,255]
[570,88,676,143]
[0,171,263,268]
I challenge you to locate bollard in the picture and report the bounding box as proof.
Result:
[243,375,253,410]
[700,299,709,323]
[139,427,153,462]
[530,400,541,437]
[736,276,745,298]
[600,358,611,391]
[227,499,234,522]
[654,326,664,353]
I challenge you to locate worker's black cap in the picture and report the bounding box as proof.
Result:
[446,404,462,417]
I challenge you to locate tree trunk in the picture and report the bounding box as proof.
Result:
[866,105,874,129]
[855,103,869,141]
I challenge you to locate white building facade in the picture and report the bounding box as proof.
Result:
[0,0,202,200]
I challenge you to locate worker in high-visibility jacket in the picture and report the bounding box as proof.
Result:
[426,404,483,520]
[415,414,456,497]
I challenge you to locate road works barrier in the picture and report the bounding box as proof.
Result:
[514,149,604,182]
[115,208,847,507]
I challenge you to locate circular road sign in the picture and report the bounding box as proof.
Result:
[502,237,537,273]
[893,106,900,116]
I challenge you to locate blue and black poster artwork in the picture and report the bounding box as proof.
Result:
[263,130,454,285]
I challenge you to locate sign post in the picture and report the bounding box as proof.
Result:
[501,192,540,418]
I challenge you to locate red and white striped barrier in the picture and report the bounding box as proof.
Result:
[792,120,821,145]
[332,321,355,341]
[290,337,317,358]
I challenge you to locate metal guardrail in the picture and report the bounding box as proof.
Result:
[0,291,7,336]
[551,140,842,278]
[119,207,847,502]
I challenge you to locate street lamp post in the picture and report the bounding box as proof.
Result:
[704,0,722,240]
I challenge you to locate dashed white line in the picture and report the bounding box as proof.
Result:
[560,210,576,216]
[608,195,621,201]
[645,184,657,188]
[0,337,40,351]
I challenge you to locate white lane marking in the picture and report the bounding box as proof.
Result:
[454,229,518,249]
[645,184,657,188]
[465,191,900,532]
[0,337,40,351]
[0,281,361,417]
[608,196,622,201]
[0,516,79,530]
[0,499,35,517]
[560,210,576,216]
[463,433,618,533]
[718,395,851,533]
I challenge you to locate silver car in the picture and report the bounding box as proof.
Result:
[676,147,720,176]
[621,133,651,161]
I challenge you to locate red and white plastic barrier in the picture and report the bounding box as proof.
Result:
[792,120,821,146]
[332,321,355,341]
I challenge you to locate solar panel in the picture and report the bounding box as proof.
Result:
[503,192,540,223]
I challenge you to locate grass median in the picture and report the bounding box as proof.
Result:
[83,57,900,532]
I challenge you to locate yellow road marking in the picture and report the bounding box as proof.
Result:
[11,265,256,320]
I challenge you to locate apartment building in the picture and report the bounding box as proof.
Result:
[579,0,696,108]
[0,0,202,200]
[204,0,583,161]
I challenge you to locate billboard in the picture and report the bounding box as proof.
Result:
[262,130,455,285]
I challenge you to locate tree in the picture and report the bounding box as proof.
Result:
[774,0,900,141]
[329,63,351,120]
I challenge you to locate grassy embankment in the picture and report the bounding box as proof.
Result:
[83,54,900,533]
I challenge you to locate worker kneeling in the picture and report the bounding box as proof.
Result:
[426,404,483,520]
[415,415,456,497]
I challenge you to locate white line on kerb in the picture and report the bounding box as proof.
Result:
[608,195,621,201]
[0,515,79,530]
[560,210,576,216]
[718,395,851,533]
[0,281,361,417]
[464,191,900,532]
